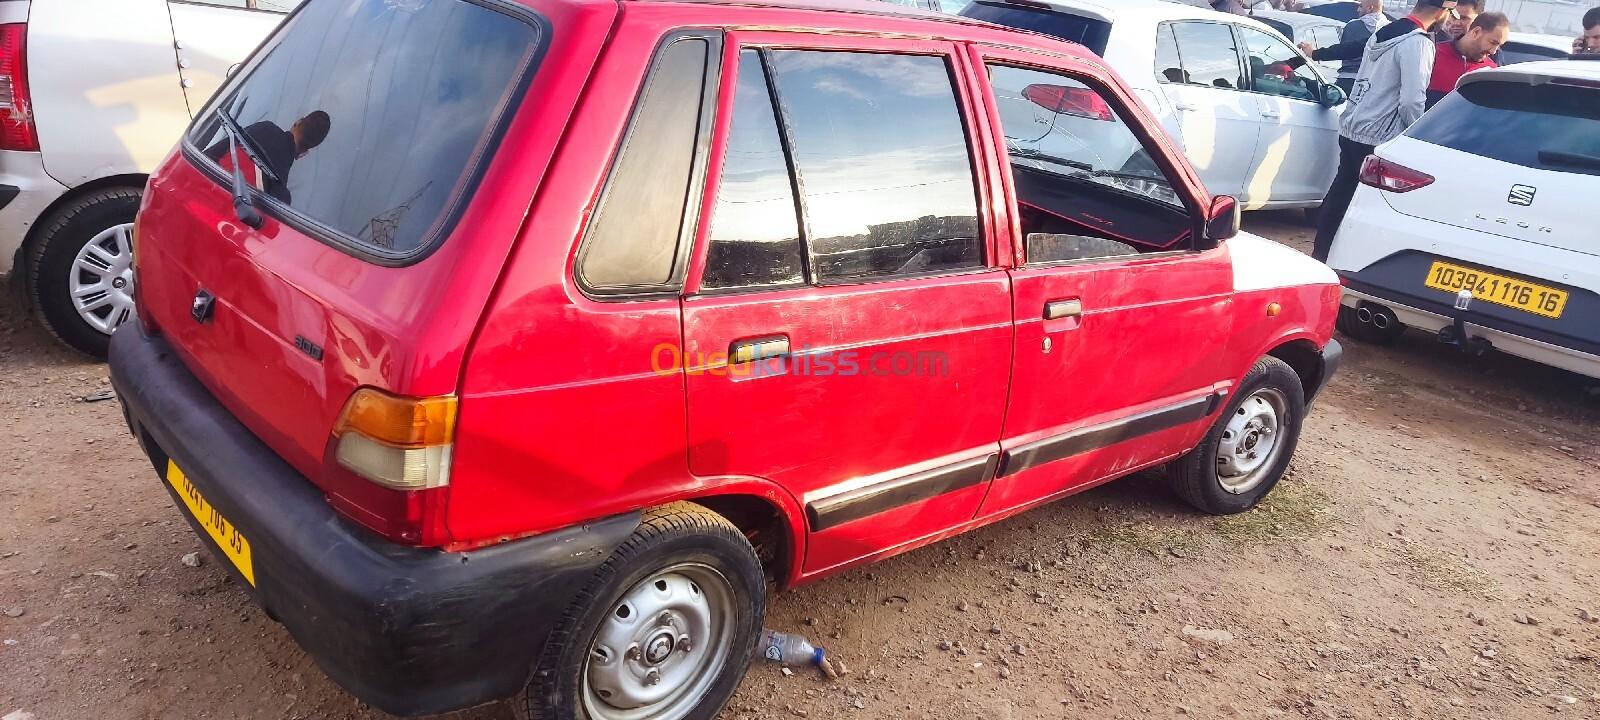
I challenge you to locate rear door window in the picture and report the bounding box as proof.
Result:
[1167,21,1246,90]
[701,50,806,291]
[764,50,983,282]
[961,1,1111,56]
[1407,80,1600,177]
[186,0,544,261]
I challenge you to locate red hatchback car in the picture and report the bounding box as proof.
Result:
[110,0,1342,716]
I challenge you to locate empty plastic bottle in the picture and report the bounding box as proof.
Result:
[756,629,825,667]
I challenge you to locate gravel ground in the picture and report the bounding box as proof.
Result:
[2,213,1598,720]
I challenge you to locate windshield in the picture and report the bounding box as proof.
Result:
[961,1,1112,56]
[186,0,544,261]
[1406,79,1600,177]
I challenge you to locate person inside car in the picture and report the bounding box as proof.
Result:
[1426,12,1508,109]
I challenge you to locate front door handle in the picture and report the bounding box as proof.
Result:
[729,335,790,365]
[1043,298,1083,320]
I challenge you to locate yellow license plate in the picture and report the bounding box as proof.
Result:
[1423,261,1568,319]
[165,460,255,586]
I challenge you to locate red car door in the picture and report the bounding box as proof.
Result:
[680,34,1012,576]
[968,45,1237,518]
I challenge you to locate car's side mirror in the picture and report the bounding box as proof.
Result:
[1319,82,1347,108]
[1200,195,1240,249]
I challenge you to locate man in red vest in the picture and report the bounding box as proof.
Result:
[1426,12,1509,110]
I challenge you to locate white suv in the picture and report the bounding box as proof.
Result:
[1329,60,1600,379]
[0,0,292,356]
[962,0,1347,216]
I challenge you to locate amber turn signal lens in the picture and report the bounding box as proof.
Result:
[336,388,457,448]
[1266,302,1282,317]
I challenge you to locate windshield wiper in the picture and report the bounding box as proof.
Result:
[1538,149,1600,172]
[214,108,281,229]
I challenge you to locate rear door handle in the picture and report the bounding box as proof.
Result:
[1261,109,1282,119]
[1173,101,1198,112]
[729,335,790,365]
[1043,299,1083,320]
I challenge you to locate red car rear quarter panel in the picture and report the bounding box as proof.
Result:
[450,5,698,544]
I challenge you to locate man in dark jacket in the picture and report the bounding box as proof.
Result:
[1298,0,1389,94]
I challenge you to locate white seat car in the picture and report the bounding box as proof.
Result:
[1329,60,1600,379]
[1,0,292,356]
[962,0,1347,215]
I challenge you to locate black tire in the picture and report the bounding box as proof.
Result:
[513,502,765,720]
[1168,356,1306,515]
[27,188,143,358]
[1335,305,1403,346]
[1302,206,1322,227]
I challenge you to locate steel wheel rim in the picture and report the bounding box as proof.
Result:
[1215,387,1288,495]
[69,222,136,335]
[582,562,736,720]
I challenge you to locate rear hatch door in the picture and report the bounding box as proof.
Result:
[1382,71,1600,259]
[135,0,550,481]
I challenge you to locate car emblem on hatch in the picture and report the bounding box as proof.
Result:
[1507,185,1536,207]
[191,289,215,324]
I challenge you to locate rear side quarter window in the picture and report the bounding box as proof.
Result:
[577,34,720,295]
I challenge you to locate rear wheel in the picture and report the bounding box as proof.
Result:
[513,503,765,720]
[27,188,142,358]
[1168,357,1305,514]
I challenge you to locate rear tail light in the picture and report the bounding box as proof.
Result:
[0,23,38,151]
[1359,156,1433,193]
[1022,83,1114,122]
[334,389,456,489]
[325,388,457,545]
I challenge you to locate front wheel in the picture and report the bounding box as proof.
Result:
[513,503,765,720]
[1168,356,1305,514]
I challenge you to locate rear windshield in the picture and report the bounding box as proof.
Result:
[186,0,543,260]
[1406,79,1600,177]
[961,1,1111,56]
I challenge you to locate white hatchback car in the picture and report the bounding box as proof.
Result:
[1329,60,1600,379]
[962,0,1347,215]
[0,0,292,356]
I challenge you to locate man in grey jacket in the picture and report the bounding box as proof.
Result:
[1312,0,1457,262]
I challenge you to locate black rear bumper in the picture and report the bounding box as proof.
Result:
[108,324,640,716]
